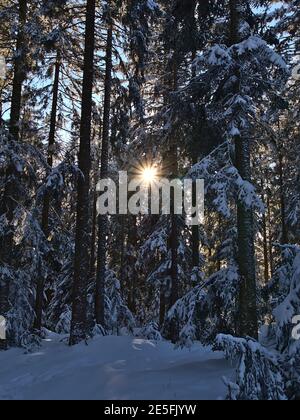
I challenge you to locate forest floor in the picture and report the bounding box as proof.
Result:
[0,332,234,400]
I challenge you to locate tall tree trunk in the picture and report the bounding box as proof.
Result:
[69,0,96,346]
[127,215,138,313]
[0,281,9,350]
[261,180,269,284]
[169,187,179,342]
[89,187,98,278]
[192,222,200,267]
[278,152,288,245]
[0,0,27,350]
[0,84,4,126]
[170,211,179,308]
[95,16,113,326]
[262,210,269,284]
[90,124,102,279]
[42,52,61,237]
[33,52,61,333]
[191,156,200,268]
[230,0,258,339]
[190,50,200,269]
[235,136,258,339]
[119,215,126,286]
[169,57,179,310]
[159,285,166,328]
[216,214,222,272]
[267,195,274,276]
[9,0,27,141]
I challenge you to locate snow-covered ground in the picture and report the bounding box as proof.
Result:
[0,333,234,400]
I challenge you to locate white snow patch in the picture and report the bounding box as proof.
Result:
[0,333,233,400]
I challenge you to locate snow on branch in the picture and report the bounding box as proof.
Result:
[215,334,287,401]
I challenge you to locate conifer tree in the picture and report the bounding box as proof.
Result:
[95,2,113,327]
[69,0,96,346]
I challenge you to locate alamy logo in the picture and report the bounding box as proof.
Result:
[0,55,6,80]
[97,171,205,226]
[0,316,6,340]
[292,316,300,341]
[292,59,300,81]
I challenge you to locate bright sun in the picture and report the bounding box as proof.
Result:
[141,166,158,184]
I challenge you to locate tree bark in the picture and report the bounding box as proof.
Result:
[230,0,258,339]
[95,16,113,326]
[69,0,96,346]
[278,153,288,244]
[192,156,200,268]
[169,154,179,309]
[89,187,98,278]
[0,0,27,350]
[267,195,274,277]
[127,216,138,313]
[33,52,61,333]
[169,211,179,308]
[42,53,61,237]
[90,124,102,279]
[9,0,27,141]
[159,286,166,328]
[235,137,258,339]
[168,57,179,311]
[0,281,9,350]
[261,179,269,284]
[262,211,269,284]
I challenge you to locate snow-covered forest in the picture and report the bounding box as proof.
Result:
[0,0,300,401]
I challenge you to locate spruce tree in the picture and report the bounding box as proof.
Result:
[69,0,96,346]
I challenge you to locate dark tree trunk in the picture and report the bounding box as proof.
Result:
[69,0,96,346]
[192,224,200,268]
[267,195,274,277]
[192,146,200,267]
[127,216,138,313]
[229,0,239,45]
[192,156,200,268]
[0,90,4,126]
[90,124,102,279]
[168,145,179,320]
[190,51,200,269]
[119,215,126,287]
[170,212,179,308]
[95,16,113,326]
[33,53,61,333]
[216,214,222,272]
[168,59,179,311]
[169,196,180,343]
[278,153,288,245]
[9,0,27,141]
[262,211,269,284]
[41,53,61,237]
[89,187,98,278]
[159,286,166,328]
[230,0,258,339]
[261,180,269,284]
[235,137,258,339]
[0,0,27,350]
[0,282,9,350]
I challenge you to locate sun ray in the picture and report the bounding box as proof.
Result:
[141,166,158,185]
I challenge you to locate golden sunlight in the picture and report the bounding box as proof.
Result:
[141,166,158,185]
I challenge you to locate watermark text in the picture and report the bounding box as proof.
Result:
[97,172,204,226]
[0,316,6,340]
